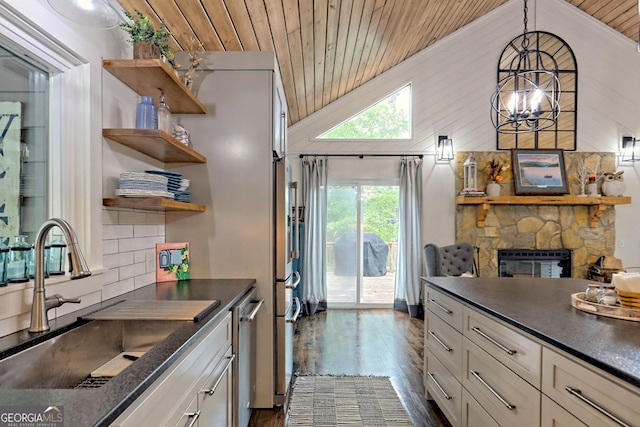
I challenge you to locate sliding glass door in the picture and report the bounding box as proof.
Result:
[326,181,399,308]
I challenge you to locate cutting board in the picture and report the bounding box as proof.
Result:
[91,352,146,377]
[83,300,220,322]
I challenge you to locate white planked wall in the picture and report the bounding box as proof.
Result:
[288,0,640,268]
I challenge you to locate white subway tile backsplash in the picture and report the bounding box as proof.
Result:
[104,251,135,269]
[103,224,134,239]
[118,235,164,252]
[119,210,149,225]
[119,262,146,280]
[103,278,135,301]
[134,272,156,288]
[103,239,119,255]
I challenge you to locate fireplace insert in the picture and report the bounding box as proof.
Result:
[498,249,572,278]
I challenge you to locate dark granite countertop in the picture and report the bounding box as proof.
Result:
[423,277,640,389]
[0,278,256,427]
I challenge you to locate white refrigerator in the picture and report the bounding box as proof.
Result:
[166,52,299,412]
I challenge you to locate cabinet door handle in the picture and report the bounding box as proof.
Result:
[565,386,631,427]
[471,326,517,355]
[429,298,453,314]
[428,330,452,352]
[470,370,516,410]
[202,354,235,396]
[287,297,301,323]
[184,411,200,427]
[427,372,452,400]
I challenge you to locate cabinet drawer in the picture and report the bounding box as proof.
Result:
[112,313,232,427]
[173,395,198,427]
[425,285,464,332]
[541,395,586,427]
[461,388,499,427]
[464,307,541,388]
[426,310,463,378]
[425,349,462,427]
[542,347,640,427]
[463,338,540,427]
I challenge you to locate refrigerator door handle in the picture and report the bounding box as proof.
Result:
[286,271,300,290]
[291,181,299,259]
[286,297,301,323]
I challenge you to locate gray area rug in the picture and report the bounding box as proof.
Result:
[287,375,413,426]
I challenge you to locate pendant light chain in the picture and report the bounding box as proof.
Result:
[522,0,530,50]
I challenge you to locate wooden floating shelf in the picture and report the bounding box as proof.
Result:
[103,128,206,163]
[103,197,205,212]
[456,195,632,228]
[103,59,206,114]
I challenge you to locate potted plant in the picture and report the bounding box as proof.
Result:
[119,8,172,60]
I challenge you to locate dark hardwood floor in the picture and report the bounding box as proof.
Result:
[249,309,451,427]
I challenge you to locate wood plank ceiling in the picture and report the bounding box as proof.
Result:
[115,0,640,126]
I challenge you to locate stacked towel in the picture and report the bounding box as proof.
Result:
[146,170,191,202]
[613,272,640,293]
[115,172,173,198]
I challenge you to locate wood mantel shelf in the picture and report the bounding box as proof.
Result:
[103,128,206,163]
[456,195,631,228]
[103,59,206,114]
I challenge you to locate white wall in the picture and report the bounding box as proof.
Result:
[288,0,640,268]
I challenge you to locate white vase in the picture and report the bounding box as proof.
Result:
[601,180,626,196]
[486,182,501,196]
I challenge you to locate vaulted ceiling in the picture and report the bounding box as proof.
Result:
[115,0,640,126]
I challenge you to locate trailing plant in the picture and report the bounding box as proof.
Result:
[120,8,173,59]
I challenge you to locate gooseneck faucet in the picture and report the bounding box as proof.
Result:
[28,218,92,333]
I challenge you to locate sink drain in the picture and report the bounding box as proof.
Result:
[75,376,112,389]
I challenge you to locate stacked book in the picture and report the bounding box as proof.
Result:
[115,172,173,198]
[146,170,191,203]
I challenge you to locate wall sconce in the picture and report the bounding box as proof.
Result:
[436,135,454,161]
[621,136,640,162]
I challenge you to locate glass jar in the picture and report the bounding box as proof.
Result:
[28,242,51,279]
[601,285,618,306]
[157,94,172,134]
[48,234,66,275]
[0,239,9,286]
[585,284,601,303]
[7,235,30,283]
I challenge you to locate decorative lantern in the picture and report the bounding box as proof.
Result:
[462,156,478,194]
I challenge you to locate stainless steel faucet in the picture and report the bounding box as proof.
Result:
[28,218,92,333]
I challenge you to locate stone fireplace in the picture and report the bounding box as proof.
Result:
[455,151,622,278]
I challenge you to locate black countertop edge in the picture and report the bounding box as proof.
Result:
[423,277,640,390]
[0,278,256,427]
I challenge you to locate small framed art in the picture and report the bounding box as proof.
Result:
[156,242,190,282]
[512,149,569,195]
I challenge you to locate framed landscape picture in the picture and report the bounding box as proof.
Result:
[512,149,569,195]
[156,242,190,282]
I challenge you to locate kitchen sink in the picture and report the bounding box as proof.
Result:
[0,318,187,389]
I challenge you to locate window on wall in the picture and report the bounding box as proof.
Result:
[0,43,50,244]
[317,84,412,139]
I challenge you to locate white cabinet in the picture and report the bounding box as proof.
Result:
[462,388,500,427]
[199,347,234,427]
[111,312,233,427]
[541,395,586,427]
[542,347,640,427]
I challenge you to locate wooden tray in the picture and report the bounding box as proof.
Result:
[571,293,640,322]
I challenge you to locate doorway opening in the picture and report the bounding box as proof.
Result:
[326,182,399,308]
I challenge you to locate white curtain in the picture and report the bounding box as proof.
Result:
[394,157,423,317]
[301,157,328,315]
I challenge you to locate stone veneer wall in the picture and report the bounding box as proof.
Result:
[455,151,617,278]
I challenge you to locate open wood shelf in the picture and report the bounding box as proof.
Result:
[103,128,206,163]
[456,195,632,227]
[103,197,205,212]
[103,59,206,114]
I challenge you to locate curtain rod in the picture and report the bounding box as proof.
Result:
[299,153,423,159]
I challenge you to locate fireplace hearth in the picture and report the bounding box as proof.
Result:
[498,249,572,278]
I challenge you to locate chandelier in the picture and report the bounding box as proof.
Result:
[491,0,561,133]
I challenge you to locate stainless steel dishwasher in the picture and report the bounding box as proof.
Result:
[232,287,263,427]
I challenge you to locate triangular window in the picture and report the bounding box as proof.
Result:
[318,84,411,139]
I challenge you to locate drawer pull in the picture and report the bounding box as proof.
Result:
[470,370,516,410]
[202,354,236,396]
[471,326,517,355]
[429,298,453,315]
[428,330,452,352]
[565,386,631,427]
[184,411,200,427]
[427,371,452,400]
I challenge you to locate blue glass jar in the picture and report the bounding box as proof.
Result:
[135,95,158,129]
[48,234,66,275]
[7,235,30,283]
[0,239,8,286]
